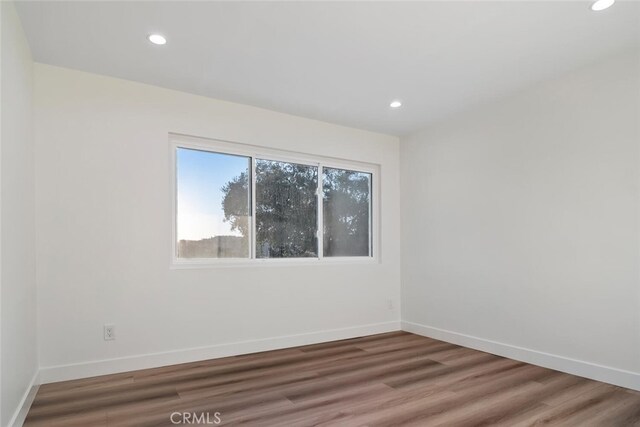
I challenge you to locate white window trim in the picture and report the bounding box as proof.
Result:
[169,133,380,268]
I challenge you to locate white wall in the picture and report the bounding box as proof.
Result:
[401,48,640,389]
[1,2,38,426]
[34,64,401,382]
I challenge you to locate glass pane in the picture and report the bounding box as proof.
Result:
[323,167,371,257]
[255,159,318,258]
[176,147,250,258]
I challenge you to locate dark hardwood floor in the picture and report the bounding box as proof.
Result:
[24,331,640,426]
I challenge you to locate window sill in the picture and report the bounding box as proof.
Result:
[170,257,379,269]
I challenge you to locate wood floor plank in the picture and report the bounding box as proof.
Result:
[36,372,135,396]
[43,410,108,427]
[109,390,294,427]
[27,385,180,421]
[383,353,516,391]
[514,384,627,426]
[587,390,640,426]
[24,332,640,427]
[232,383,399,426]
[337,364,550,426]
[313,387,462,426]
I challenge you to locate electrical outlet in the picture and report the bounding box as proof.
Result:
[104,324,115,341]
[387,299,394,310]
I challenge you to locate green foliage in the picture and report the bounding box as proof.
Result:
[255,160,318,257]
[323,168,370,256]
[221,162,370,258]
[220,171,250,236]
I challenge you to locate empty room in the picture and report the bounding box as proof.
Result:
[1,0,640,425]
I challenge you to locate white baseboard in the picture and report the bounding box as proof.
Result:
[39,321,401,384]
[8,370,40,427]
[401,320,640,392]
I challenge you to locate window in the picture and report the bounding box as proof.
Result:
[172,135,377,265]
[256,159,318,258]
[323,168,371,257]
[176,148,250,258]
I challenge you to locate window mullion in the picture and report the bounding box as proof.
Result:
[369,173,373,258]
[317,164,323,260]
[251,157,257,259]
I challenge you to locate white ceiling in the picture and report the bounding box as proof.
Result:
[16,1,640,136]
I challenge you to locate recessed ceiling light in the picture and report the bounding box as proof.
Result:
[148,34,167,45]
[390,100,402,108]
[591,0,615,11]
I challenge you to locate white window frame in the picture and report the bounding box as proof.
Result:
[170,133,380,268]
